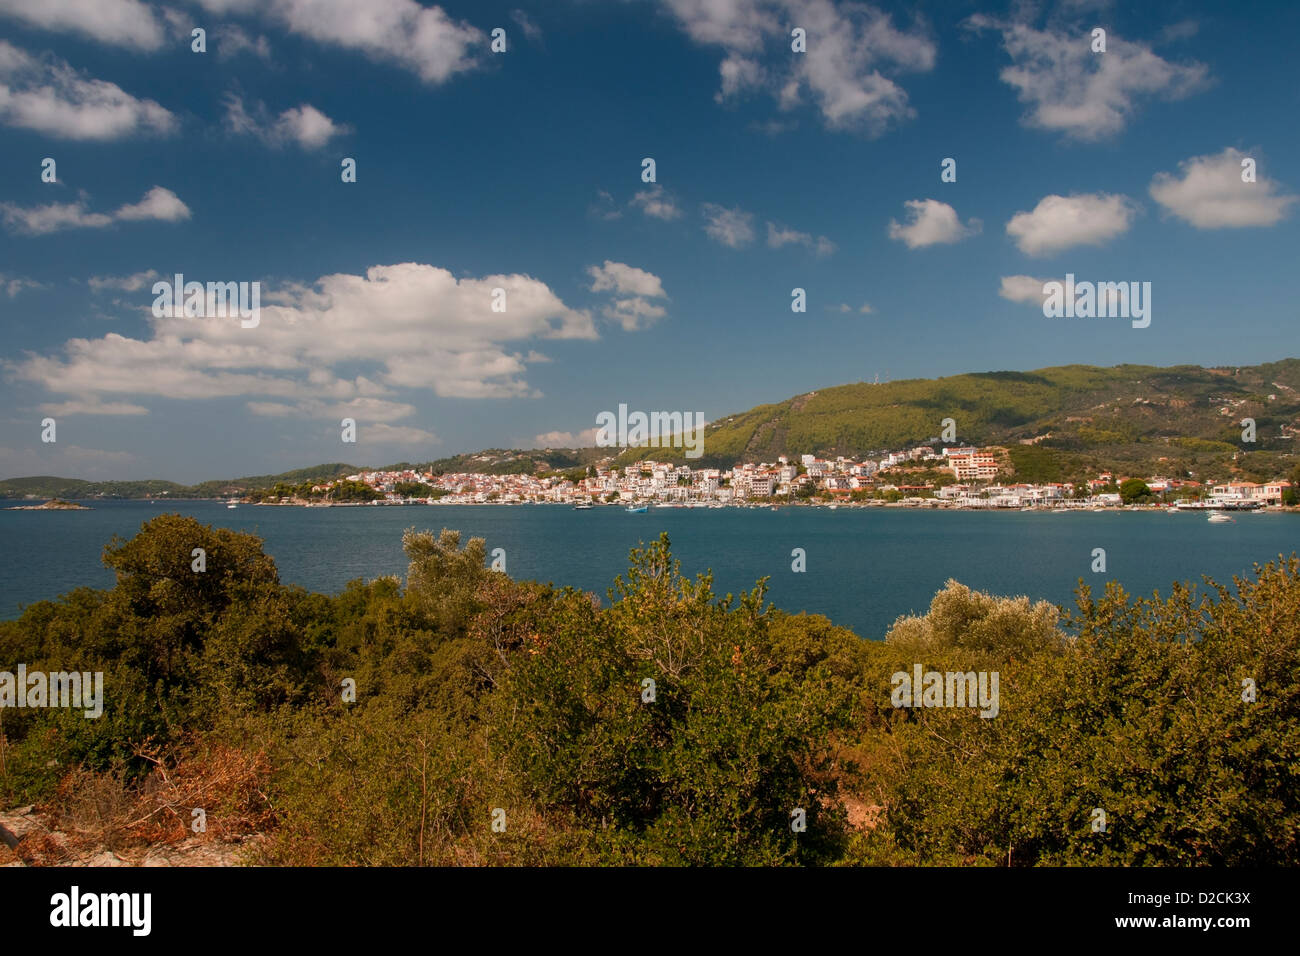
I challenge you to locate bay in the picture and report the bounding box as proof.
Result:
[1,501,1296,638]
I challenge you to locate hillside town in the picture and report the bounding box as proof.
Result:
[257,444,1295,511]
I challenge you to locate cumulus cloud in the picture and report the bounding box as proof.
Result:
[114,186,191,222]
[602,296,667,331]
[9,263,597,424]
[533,428,599,448]
[1149,147,1297,228]
[0,40,177,139]
[195,0,484,84]
[630,186,682,220]
[662,0,935,134]
[223,94,349,149]
[587,261,666,299]
[766,221,835,255]
[701,203,756,247]
[0,0,165,51]
[1005,192,1135,256]
[998,274,1054,306]
[587,260,669,331]
[887,199,981,249]
[1,187,189,235]
[966,15,1209,141]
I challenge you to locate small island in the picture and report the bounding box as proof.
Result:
[6,498,91,511]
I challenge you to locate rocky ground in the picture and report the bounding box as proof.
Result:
[0,805,263,867]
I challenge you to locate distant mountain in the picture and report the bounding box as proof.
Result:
[612,360,1300,480]
[5,361,1298,497]
[0,465,363,500]
[0,476,192,500]
[0,449,609,499]
[427,447,608,476]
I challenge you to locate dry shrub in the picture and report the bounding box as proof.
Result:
[29,741,275,861]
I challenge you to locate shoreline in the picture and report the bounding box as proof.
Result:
[4,498,1296,515]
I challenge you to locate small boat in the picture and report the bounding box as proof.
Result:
[1207,512,1234,524]
[626,505,648,513]
[573,502,593,510]
[226,499,238,509]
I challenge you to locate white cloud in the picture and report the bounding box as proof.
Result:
[998,275,1054,306]
[1,197,110,234]
[363,422,439,445]
[887,199,981,249]
[114,186,190,222]
[88,269,161,293]
[701,202,756,247]
[587,261,669,331]
[223,94,348,149]
[0,0,165,51]
[248,396,419,425]
[40,397,150,415]
[1005,192,1135,256]
[0,40,177,139]
[718,53,764,99]
[967,15,1209,141]
[1149,147,1297,229]
[602,296,667,332]
[10,263,598,420]
[766,221,835,255]
[195,0,484,84]
[630,186,682,220]
[0,273,44,296]
[533,428,599,448]
[587,261,666,299]
[216,25,272,60]
[663,0,935,134]
[1,187,189,235]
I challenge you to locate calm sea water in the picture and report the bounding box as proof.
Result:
[1,501,1296,638]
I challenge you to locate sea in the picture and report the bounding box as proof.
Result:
[1,501,1296,639]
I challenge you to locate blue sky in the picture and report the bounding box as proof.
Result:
[1,0,1297,482]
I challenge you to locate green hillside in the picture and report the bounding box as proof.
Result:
[0,476,191,500]
[614,360,1300,478]
[6,361,1299,497]
[427,446,607,476]
[0,465,362,500]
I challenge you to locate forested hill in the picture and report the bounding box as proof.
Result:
[6,361,1300,496]
[614,360,1300,474]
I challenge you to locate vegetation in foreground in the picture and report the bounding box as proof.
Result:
[0,514,1295,865]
